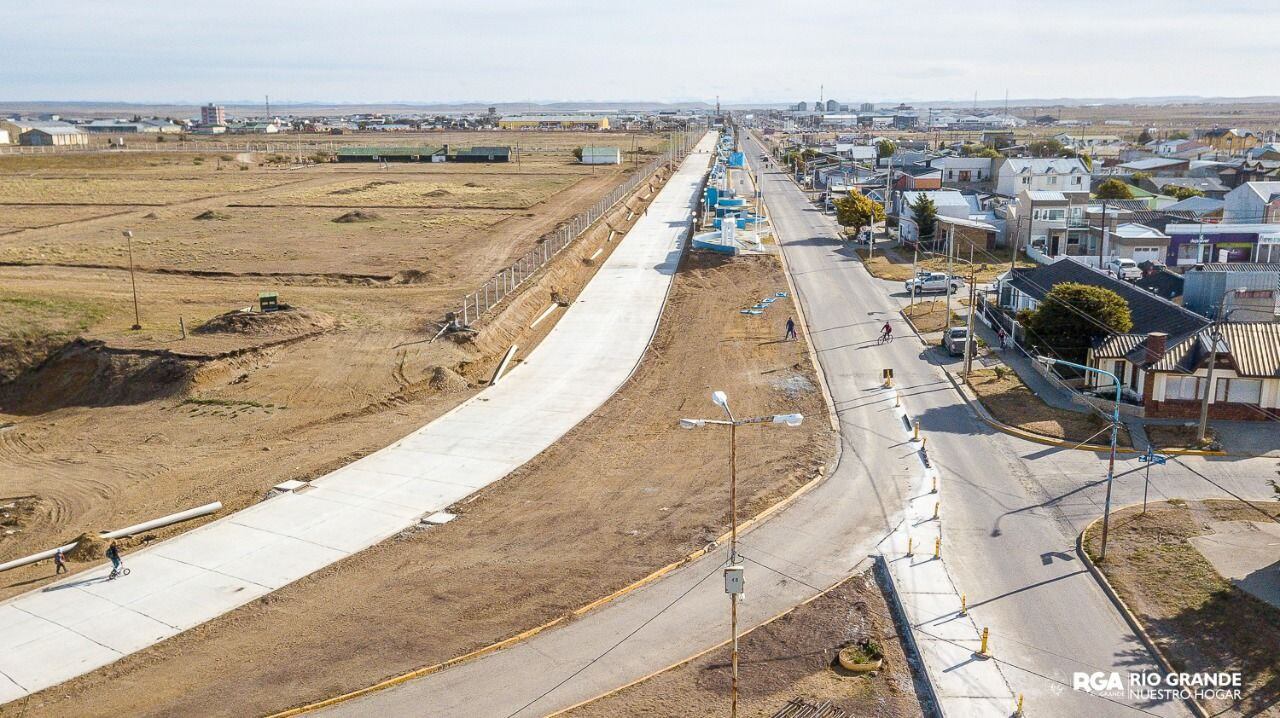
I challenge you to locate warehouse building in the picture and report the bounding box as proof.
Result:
[20,125,89,146]
[452,146,511,163]
[336,146,445,163]
[498,114,610,130]
[579,146,621,165]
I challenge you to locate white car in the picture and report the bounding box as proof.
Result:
[904,272,963,294]
[1107,257,1141,280]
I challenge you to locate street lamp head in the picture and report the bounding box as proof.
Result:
[772,413,804,427]
[711,390,729,409]
[122,230,133,239]
[678,418,705,430]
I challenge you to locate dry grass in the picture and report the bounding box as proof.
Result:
[1145,424,1219,451]
[967,367,1131,446]
[0,176,285,205]
[902,300,964,333]
[1083,500,1280,717]
[268,174,578,208]
[858,244,1033,284]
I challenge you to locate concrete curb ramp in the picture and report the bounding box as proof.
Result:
[0,132,719,706]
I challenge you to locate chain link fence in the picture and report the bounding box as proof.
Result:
[454,131,699,326]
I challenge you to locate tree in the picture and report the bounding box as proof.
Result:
[1131,171,1151,184]
[1169,130,1190,140]
[1028,138,1064,157]
[909,193,938,241]
[1137,128,1154,144]
[876,139,896,159]
[572,147,583,160]
[1163,184,1205,200]
[1024,283,1133,363]
[960,143,1001,159]
[834,191,885,235]
[1094,178,1134,200]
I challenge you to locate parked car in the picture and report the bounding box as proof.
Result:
[943,327,970,356]
[904,272,963,294]
[1106,257,1141,281]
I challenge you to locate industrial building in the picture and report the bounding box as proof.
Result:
[452,146,511,162]
[19,125,89,146]
[579,146,621,165]
[336,146,445,163]
[498,115,609,130]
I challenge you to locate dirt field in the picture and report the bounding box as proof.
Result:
[567,569,923,718]
[902,299,965,334]
[2,251,837,717]
[1083,500,1280,717]
[858,244,1033,285]
[0,132,668,580]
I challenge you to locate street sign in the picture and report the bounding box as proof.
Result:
[1138,449,1168,465]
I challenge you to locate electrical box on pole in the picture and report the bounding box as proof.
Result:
[724,564,744,595]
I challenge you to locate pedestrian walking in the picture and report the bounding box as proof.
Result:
[997,328,1007,350]
[54,547,67,575]
[784,317,797,341]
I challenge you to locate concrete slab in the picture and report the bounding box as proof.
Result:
[0,132,718,704]
[1190,520,1280,609]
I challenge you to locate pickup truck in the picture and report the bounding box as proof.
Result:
[1106,257,1141,281]
[943,327,971,357]
[904,272,963,294]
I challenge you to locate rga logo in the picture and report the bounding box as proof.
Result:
[1074,672,1124,694]
[1072,671,1243,701]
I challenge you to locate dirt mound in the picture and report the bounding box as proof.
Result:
[194,307,336,338]
[463,182,481,188]
[143,212,159,219]
[329,180,396,196]
[332,210,382,224]
[193,210,229,221]
[0,339,199,414]
[427,365,468,393]
[65,532,107,562]
[389,269,431,284]
[425,188,451,197]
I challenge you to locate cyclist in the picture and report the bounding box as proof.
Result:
[106,543,122,577]
[881,321,892,342]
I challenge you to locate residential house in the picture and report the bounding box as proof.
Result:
[1139,323,1280,420]
[1143,175,1230,200]
[1201,128,1260,154]
[931,156,993,184]
[996,259,1211,406]
[1117,157,1190,175]
[993,157,1090,197]
[1010,189,1092,258]
[1164,223,1280,266]
[896,190,972,244]
[892,165,943,192]
[1182,264,1280,320]
[1134,263,1185,301]
[1053,133,1122,150]
[1222,181,1280,223]
[1161,195,1225,219]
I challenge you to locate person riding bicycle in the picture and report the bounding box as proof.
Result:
[106,543,122,576]
[881,321,892,340]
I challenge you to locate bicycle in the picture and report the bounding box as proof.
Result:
[877,331,893,344]
[107,566,131,581]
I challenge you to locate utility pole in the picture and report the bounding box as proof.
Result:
[910,240,919,309]
[1197,290,1245,443]
[123,230,141,330]
[964,241,977,376]
[944,223,955,333]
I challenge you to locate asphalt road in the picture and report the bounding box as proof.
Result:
[321,135,1277,718]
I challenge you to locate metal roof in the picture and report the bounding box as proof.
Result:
[1149,323,1280,377]
[455,146,511,156]
[580,146,620,156]
[335,146,442,156]
[1094,333,1147,359]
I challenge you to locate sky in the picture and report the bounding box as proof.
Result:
[5,0,1280,105]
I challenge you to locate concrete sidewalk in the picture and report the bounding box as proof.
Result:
[0,133,719,706]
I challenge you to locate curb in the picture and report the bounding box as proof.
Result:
[873,554,944,718]
[1076,512,1210,718]
[267,141,845,718]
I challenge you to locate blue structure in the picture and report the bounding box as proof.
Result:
[728,151,745,168]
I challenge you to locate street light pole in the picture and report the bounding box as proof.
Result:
[1039,356,1121,561]
[123,230,141,330]
[680,393,803,718]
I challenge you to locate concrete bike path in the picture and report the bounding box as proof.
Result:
[0,132,718,706]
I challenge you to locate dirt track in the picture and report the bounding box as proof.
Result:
[4,252,837,718]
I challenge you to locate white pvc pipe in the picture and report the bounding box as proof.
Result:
[0,501,223,573]
[490,345,519,386]
[529,304,559,330]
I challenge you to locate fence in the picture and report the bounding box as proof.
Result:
[453,130,699,325]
